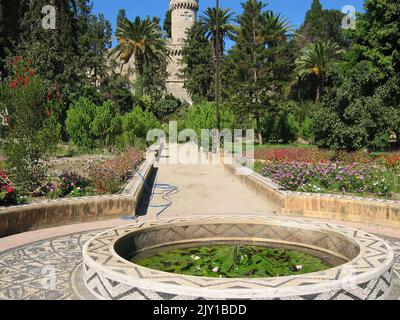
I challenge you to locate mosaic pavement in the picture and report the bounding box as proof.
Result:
[0,228,399,300]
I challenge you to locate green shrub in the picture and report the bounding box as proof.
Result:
[261,101,300,144]
[121,107,161,147]
[66,97,98,151]
[91,100,122,149]
[182,102,236,140]
[150,95,185,121]
[66,98,123,151]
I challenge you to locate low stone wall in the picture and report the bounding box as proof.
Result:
[0,158,155,238]
[225,162,400,229]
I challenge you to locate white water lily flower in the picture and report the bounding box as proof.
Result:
[295,265,303,271]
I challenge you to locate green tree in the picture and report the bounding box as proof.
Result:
[313,0,400,150]
[163,10,172,38]
[224,1,292,144]
[111,17,169,97]
[117,9,127,29]
[295,41,343,103]
[181,22,215,101]
[200,7,236,55]
[200,6,236,131]
[297,0,346,48]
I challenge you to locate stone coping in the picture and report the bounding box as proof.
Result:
[82,215,395,300]
[223,160,400,229]
[0,158,155,238]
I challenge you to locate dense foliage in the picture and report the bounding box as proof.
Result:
[0,57,61,191]
[135,244,330,278]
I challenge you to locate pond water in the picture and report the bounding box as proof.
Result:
[131,243,338,278]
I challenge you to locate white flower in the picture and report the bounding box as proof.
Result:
[295,265,303,271]
[191,255,201,261]
[212,267,219,273]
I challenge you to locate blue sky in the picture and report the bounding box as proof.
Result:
[92,0,365,47]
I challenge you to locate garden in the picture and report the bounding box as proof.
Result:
[254,147,400,199]
[1,0,400,206]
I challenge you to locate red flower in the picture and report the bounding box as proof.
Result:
[15,55,21,62]
[6,186,14,194]
[24,77,29,86]
[28,59,32,66]
[47,91,53,100]
[17,74,22,81]
[23,67,28,73]
[10,80,18,89]
[30,69,36,77]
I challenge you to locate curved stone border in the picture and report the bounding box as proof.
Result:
[0,158,155,238]
[82,215,395,300]
[224,162,400,229]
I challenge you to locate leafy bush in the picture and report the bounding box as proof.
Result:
[0,56,61,191]
[89,149,143,194]
[182,102,236,141]
[261,101,301,144]
[66,97,98,150]
[66,98,123,150]
[150,95,185,121]
[313,61,394,151]
[121,108,161,147]
[91,100,122,149]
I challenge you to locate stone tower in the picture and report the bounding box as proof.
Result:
[166,0,199,103]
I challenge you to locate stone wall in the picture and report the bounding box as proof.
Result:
[225,162,400,229]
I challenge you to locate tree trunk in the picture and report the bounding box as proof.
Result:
[315,75,323,103]
[315,85,321,103]
[135,54,144,97]
[255,114,263,145]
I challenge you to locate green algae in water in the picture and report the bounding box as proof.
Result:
[133,245,331,278]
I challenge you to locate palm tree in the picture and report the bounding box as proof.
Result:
[110,17,169,95]
[200,6,236,132]
[295,40,343,103]
[262,11,292,47]
[200,7,236,55]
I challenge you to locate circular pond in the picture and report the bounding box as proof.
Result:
[82,215,395,300]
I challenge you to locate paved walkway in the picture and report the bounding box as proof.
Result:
[142,143,274,217]
[0,143,399,300]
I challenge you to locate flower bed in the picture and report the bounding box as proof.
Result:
[41,149,144,199]
[88,149,144,194]
[0,170,28,206]
[257,148,400,199]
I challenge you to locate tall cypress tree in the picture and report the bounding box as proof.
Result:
[297,0,345,48]
[181,22,215,102]
[227,0,266,143]
[163,10,172,38]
